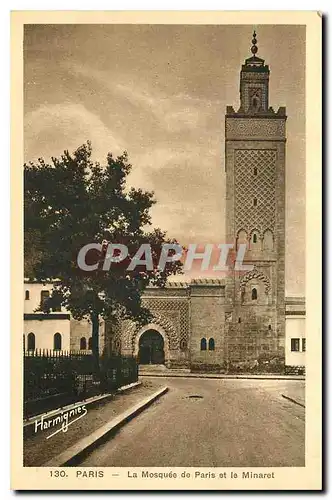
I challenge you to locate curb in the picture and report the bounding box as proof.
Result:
[140,373,305,381]
[43,386,168,467]
[117,381,141,393]
[281,394,305,408]
[24,381,142,437]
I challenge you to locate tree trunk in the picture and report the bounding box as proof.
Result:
[91,312,100,377]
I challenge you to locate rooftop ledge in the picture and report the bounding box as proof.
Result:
[147,278,226,289]
[226,106,287,118]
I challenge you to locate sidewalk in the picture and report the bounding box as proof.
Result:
[24,379,165,467]
[281,385,305,407]
[139,370,305,381]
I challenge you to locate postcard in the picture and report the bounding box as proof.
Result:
[11,10,322,491]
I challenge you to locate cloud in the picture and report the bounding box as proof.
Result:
[114,82,204,132]
[65,63,209,133]
[24,103,124,163]
[128,146,225,245]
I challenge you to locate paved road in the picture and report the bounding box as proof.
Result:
[80,377,305,467]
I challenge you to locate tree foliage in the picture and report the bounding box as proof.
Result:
[24,142,183,332]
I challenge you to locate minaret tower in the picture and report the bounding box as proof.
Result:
[225,32,287,367]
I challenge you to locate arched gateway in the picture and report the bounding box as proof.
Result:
[134,323,170,366]
[138,330,165,365]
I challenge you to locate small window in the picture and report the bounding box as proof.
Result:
[251,288,257,300]
[253,167,257,176]
[268,324,272,330]
[253,198,257,207]
[27,332,35,351]
[88,337,93,350]
[200,338,207,351]
[291,338,300,352]
[208,338,215,351]
[40,290,50,307]
[25,290,30,300]
[54,332,62,351]
[238,317,241,323]
[52,297,61,312]
[302,338,306,352]
[80,337,87,350]
[253,233,257,243]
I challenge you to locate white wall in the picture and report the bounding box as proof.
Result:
[24,282,70,351]
[285,316,306,367]
[23,318,71,351]
[24,282,63,313]
[24,282,105,353]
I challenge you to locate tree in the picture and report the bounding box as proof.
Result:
[24,142,183,372]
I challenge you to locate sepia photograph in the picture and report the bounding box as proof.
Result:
[10,10,322,491]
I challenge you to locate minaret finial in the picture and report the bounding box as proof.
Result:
[251,30,258,56]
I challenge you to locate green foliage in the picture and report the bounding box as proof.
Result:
[24,142,183,327]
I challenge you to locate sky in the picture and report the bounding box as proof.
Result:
[24,24,305,295]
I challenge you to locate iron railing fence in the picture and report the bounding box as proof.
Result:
[23,349,138,418]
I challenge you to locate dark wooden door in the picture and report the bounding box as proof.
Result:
[138,330,165,364]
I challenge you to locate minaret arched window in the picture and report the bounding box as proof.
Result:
[200,338,207,351]
[252,95,261,111]
[236,229,248,251]
[80,337,87,350]
[251,288,258,301]
[263,230,274,251]
[88,337,92,350]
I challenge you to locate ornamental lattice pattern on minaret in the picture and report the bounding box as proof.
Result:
[235,149,276,237]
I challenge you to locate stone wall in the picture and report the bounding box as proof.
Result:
[70,318,105,354]
[108,280,227,370]
[188,280,226,370]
